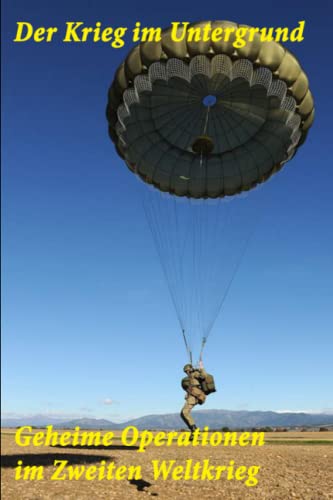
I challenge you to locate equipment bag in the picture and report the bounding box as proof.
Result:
[181,377,190,390]
[200,373,216,395]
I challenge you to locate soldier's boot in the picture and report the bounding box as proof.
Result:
[189,425,197,441]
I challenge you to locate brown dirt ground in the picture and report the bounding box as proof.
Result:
[1,430,333,499]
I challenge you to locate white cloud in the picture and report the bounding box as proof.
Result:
[275,408,333,414]
[103,399,113,405]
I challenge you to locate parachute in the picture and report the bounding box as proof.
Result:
[106,20,314,362]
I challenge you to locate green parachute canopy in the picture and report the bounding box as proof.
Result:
[107,20,314,199]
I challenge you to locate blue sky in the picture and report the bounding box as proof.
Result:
[2,0,332,422]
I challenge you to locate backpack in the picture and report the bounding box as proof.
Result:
[200,373,216,395]
[181,376,190,390]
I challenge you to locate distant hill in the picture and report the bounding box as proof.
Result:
[2,410,333,429]
[110,410,333,430]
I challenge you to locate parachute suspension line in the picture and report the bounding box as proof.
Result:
[199,106,211,169]
[199,336,207,363]
[194,193,231,360]
[197,102,211,337]
[145,186,258,361]
[173,198,187,327]
[177,201,195,351]
[202,219,257,348]
[203,202,230,328]
[189,201,197,352]
[196,202,205,349]
[195,202,204,347]
[143,194,195,359]
[143,198,185,333]
[182,328,192,365]
[203,105,210,135]
[160,197,186,333]
[197,202,204,339]
[172,197,192,355]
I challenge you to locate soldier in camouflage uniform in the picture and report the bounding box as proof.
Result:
[180,361,207,436]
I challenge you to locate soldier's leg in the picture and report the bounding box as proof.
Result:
[180,396,197,430]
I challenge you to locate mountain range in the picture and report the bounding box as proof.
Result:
[2,410,333,429]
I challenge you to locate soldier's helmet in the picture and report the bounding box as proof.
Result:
[183,364,193,373]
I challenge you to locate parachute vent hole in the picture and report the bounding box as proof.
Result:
[202,95,217,107]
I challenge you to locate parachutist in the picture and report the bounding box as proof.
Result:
[180,361,216,435]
